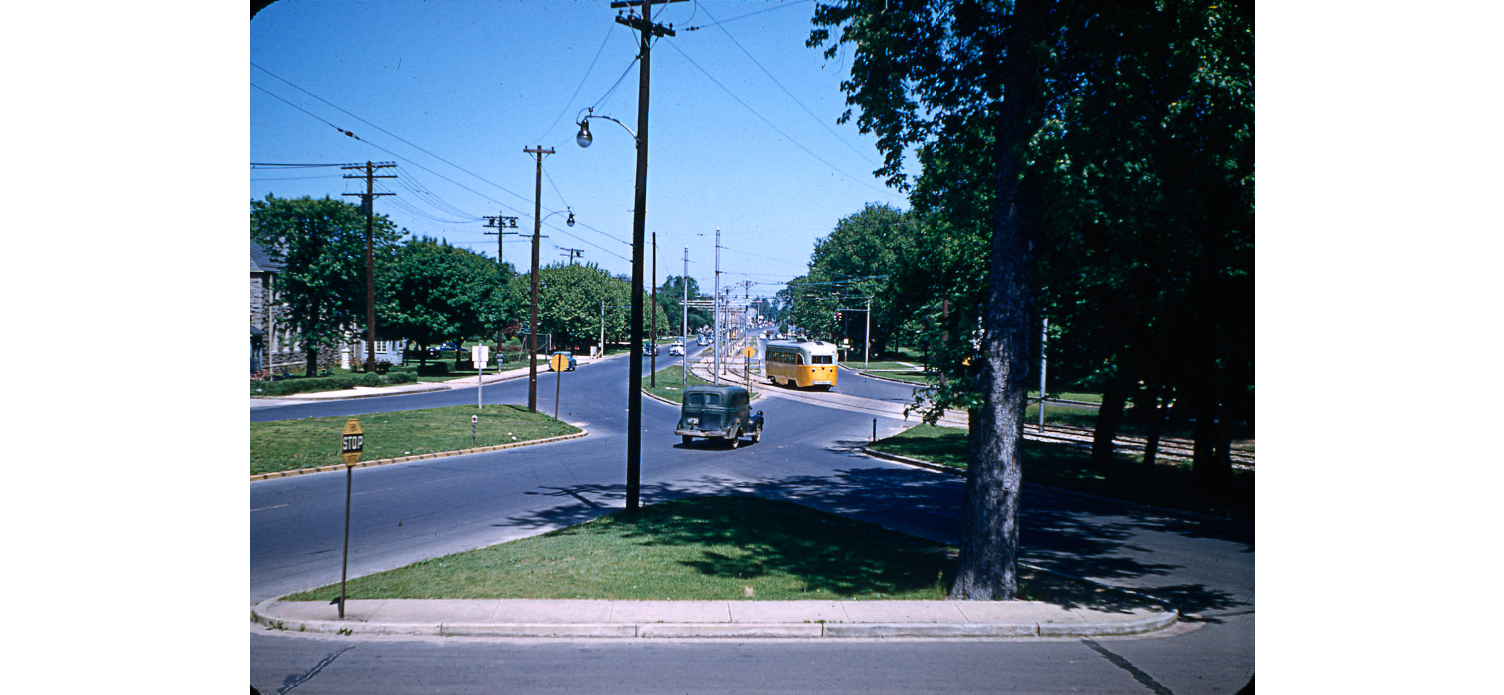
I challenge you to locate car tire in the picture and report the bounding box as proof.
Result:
[682,435,693,447]
[751,426,761,444]
[728,428,741,449]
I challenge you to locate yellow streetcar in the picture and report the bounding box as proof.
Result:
[764,339,838,389]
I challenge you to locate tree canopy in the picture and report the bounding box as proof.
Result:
[250,194,401,374]
[809,0,1253,598]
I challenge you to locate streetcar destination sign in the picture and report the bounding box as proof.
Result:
[340,419,364,466]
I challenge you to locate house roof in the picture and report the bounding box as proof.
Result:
[251,240,282,274]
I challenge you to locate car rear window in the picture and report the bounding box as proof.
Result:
[688,393,702,406]
[704,393,721,406]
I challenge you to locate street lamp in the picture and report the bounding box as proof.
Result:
[542,208,576,227]
[575,107,637,148]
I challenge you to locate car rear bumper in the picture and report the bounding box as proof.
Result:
[675,429,728,438]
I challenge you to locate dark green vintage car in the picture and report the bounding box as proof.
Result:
[675,384,763,448]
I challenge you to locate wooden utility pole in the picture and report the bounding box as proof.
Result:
[524,146,555,412]
[612,0,680,513]
[483,213,520,361]
[650,231,657,387]
[342,162,395,372]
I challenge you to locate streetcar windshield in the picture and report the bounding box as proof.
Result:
[812,355,833,364]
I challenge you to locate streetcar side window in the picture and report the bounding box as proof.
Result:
[796,354,805,365]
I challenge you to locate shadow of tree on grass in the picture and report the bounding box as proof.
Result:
[484,460,1250,613]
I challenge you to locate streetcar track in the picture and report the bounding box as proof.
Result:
[708,356,1254,470]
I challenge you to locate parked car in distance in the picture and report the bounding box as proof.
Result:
[549,350,576,371]
[675,384,762,449]
[669,344,685,356]
[642,342,660,356]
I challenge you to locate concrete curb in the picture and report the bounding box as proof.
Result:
[250,429,588,482]
[250,600,1177,640]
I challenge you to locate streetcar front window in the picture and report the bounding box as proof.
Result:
[812,355,833,364]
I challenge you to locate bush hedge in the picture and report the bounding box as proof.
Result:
[250,370,418,397]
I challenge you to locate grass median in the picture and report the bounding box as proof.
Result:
[285,495,1098,603]
[870,424,1253,519]
[250,404,579,476]
[642,364,759,404]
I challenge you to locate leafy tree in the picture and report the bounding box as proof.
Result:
[379,236,510,368]
[657,275,713,333]
[801,203,918,357]
[515,263,669,352]
[250,194,400,375]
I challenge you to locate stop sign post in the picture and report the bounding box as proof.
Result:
[337,419,362,619]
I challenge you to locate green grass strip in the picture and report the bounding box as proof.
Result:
[250,404,579,476]
[285,496,961,602]
[642,365,757,404]
[871,424,1253,519]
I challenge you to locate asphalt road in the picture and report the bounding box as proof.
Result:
[250,344,1253,694]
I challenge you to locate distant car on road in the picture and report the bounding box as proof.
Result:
[549,350,576,371]
[669,344,685,356]
[675,384,763,449]
[642,342,660,356]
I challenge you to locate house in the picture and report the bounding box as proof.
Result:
[251,239,344,376]
[342,339,408,369]
[254,238,410,376]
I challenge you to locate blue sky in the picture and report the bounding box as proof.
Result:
[251,0,911,301]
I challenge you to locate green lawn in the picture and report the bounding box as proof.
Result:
[642,365,758,404]
[249,404,579,476]
[284,496,961,601]
[870,424,1253,519]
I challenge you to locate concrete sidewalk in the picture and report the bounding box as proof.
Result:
[256,353,620,402]
[253,597,1177,639]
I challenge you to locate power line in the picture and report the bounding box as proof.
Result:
[251,68,630,259]
[682,0,812,31]
[694,1,880,167]
[661,41,891,195]
[533,22,619,144]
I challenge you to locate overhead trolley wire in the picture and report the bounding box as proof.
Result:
[661,41,891,196]
[694,1,880,167]
[251,68,631,257]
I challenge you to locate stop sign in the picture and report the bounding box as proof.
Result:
[340,419,363,466]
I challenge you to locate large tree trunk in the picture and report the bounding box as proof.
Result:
[1143,386,1166,467]
[304,348,317,377]
[1092,369,1132,467]
[949,0,1041,602]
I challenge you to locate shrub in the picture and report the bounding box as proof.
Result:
[250,370,416,396]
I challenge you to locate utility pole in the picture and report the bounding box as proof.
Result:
[524,146,555,412]
[713,226,721,384]
[866,296,873,370]
[611,0,680,513]
[559,247,584,264]
[342,161,395,372]
[483,213,519,360]
[682,246,688,387]
[650,231,657,387]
